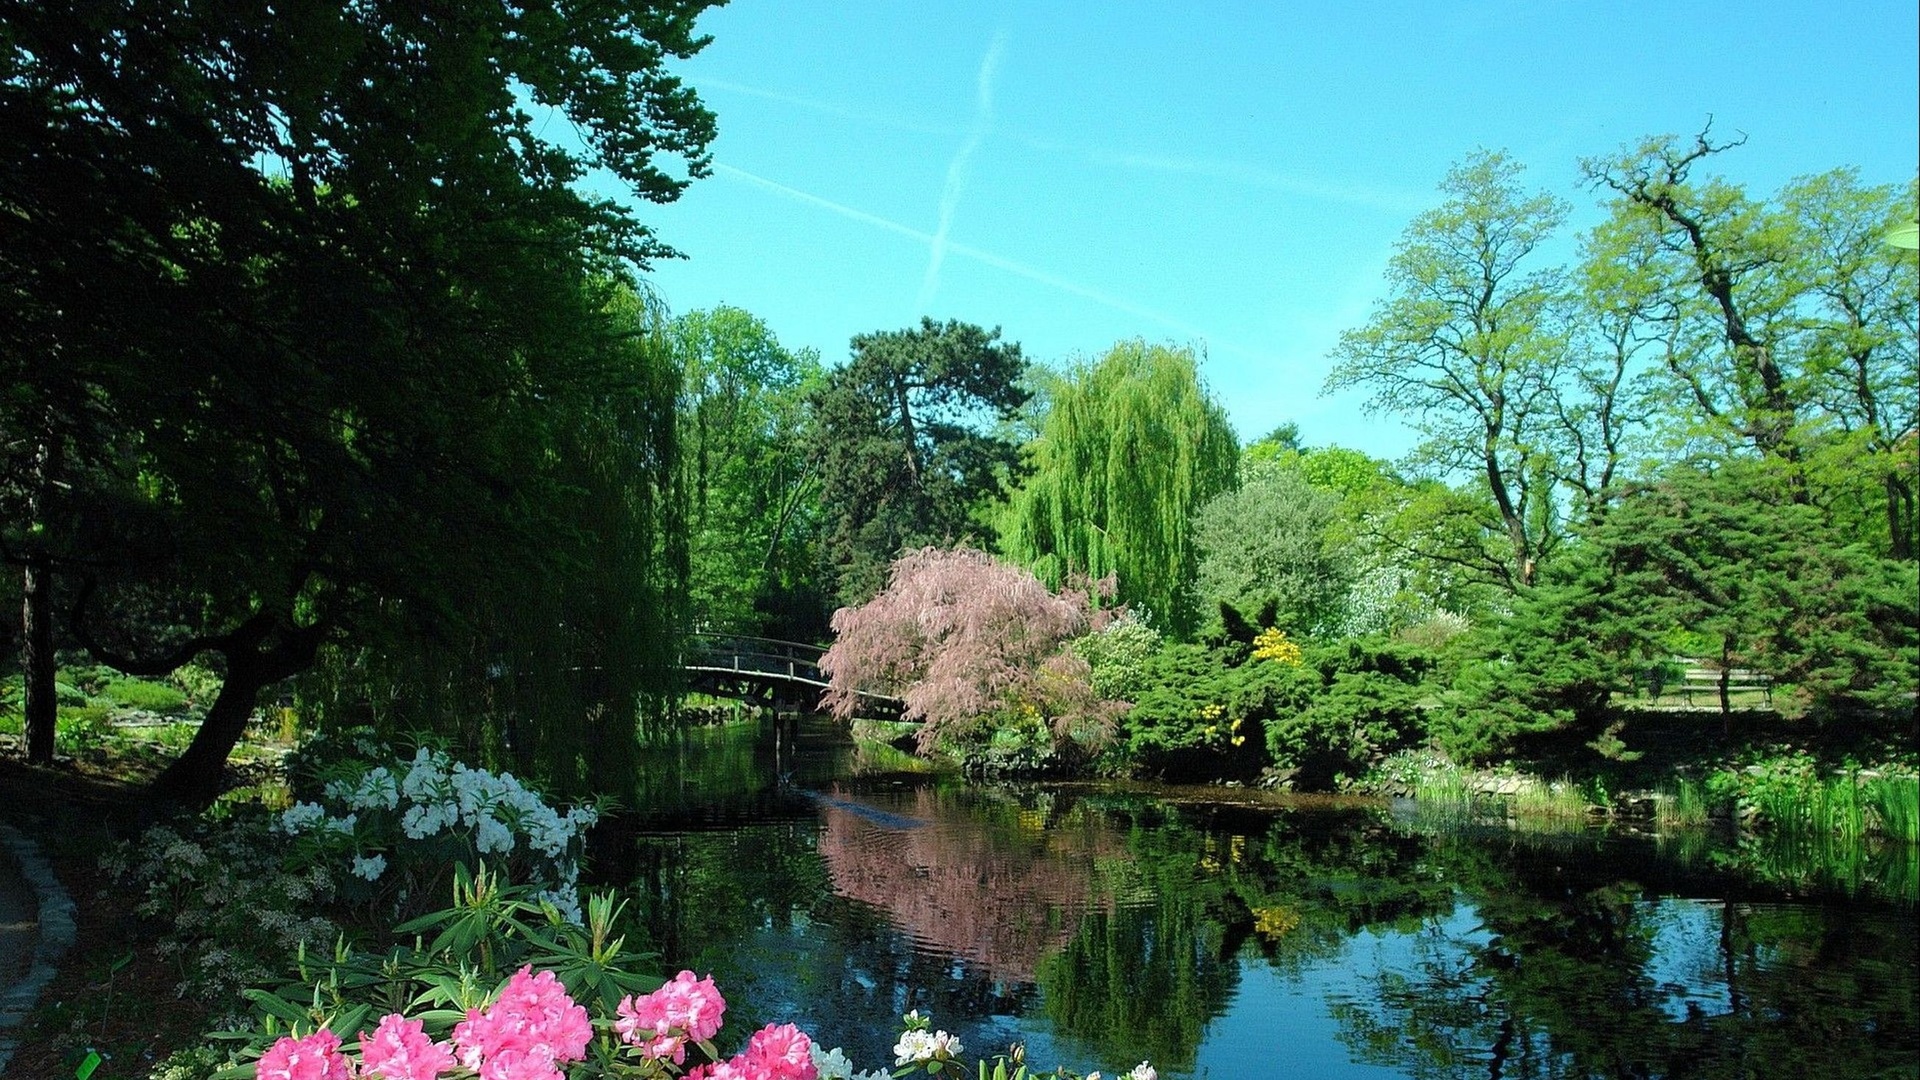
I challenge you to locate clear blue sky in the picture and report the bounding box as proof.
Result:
[633,0,1919,462]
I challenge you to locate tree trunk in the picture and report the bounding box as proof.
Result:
[1718,636,1734,736]
[19,434,60,766]
[1888,471,1914,561]
[147,614,324,809]
[147,660,269,808]
[21,561,56,766]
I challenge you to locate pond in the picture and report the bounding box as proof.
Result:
[589,719,1918,1079]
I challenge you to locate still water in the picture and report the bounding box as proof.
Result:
[591,719,1917,1079]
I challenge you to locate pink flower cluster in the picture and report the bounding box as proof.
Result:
[256,967,589,1080]
[256,966,828,1080]
[256,1029,353,1080]
[688,1023,818,1080]
[453,967,594,1080]
[615,973,816,1080]
[616,969,728,1063]
[362,1016,456,1080]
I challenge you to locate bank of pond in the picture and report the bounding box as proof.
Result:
[591,718,1917,1079]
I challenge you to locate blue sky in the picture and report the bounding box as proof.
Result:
[634,0,1919,462]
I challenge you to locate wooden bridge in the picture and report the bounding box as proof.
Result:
[682,633,903,720]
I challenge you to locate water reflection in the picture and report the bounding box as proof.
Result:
[603,722,1918,1079]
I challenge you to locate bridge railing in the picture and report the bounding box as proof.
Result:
[682,633,902,709]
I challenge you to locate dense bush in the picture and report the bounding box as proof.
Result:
[1112,635,1443,786]
[1112,644,1298,780]
[1263,639,1438,787]
[1071,610,1163,701]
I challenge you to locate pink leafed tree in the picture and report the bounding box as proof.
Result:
[818,546,1120,753]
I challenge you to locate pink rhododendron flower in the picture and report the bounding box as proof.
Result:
[745,1023,818,1080]
[452,966,592,1080]
[257,1029,351,1080]
[473,1045,565,1080]
[692,1056,753,1080]
[361,1014,456,1080]
[616,969,728,1062]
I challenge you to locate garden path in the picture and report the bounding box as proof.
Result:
[0,823,75,1075]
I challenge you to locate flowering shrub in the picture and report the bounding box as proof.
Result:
[278,731,599,923]
[819,547,1122,765]
[1250,628,1303,666]
[241,973,1146,1080]
[1070,611,1163,702]
[104,812,339,1007]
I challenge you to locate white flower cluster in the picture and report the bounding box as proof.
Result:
[810,1043,890,1080]
[276,741,599,924]
[1086,1065,1157,1080]
[893,1029,963,1066]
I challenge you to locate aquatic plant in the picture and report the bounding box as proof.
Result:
[1656,778,1712,830]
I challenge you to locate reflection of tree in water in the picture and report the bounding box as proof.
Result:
[1329,836,1920,1079]
[1039,803,1456,1073]
[1037,870,1234,1073]
[815,787,1116,981]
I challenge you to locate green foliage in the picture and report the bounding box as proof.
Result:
[808,319,1031,606]
[55,705,116,754]
[672,306,827,637]
[1109,644,1276,778]
[3,0,716,804]
[170,664,226,708]
[1109,634,1442,785]
[1069,611,1164,701]
[1191,466,1350,636]
[1261,638,1440,787]
[1326,150,1572,591]
[1437,551,1641,763]
[1003,340,1238,639]
[1711,753,1920,842]
[99,677,190,713]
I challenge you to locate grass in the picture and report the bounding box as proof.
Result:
[98,676,190,713]
[1864,775,1920,843]
[1743,769,1920,843]
[1507,777,1594,823]
[1656,778,1712,830]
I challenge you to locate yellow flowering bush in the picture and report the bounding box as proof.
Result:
[1252,627,1303,666]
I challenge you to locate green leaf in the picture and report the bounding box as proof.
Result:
[244,988,313,1027]
[327,1003,372,1038]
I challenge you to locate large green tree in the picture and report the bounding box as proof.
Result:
[807,318,1030,607]
[671,306,826,638]
[1583,131,1918,556]
[1003,340,1238,639]
[1,0,717,800]
[1326,151,1573,589]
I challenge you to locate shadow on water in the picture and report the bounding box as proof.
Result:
[590,721,1919,1079]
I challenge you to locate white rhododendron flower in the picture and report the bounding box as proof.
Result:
[278,802,326,834]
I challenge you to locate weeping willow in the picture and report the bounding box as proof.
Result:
[296,286,688,800]
[1003,341,1237,639]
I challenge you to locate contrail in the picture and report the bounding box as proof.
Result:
[691,76,951,137]
[686,76,1426,214]
[712,162,1269,362]
[917,34,1006,313]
